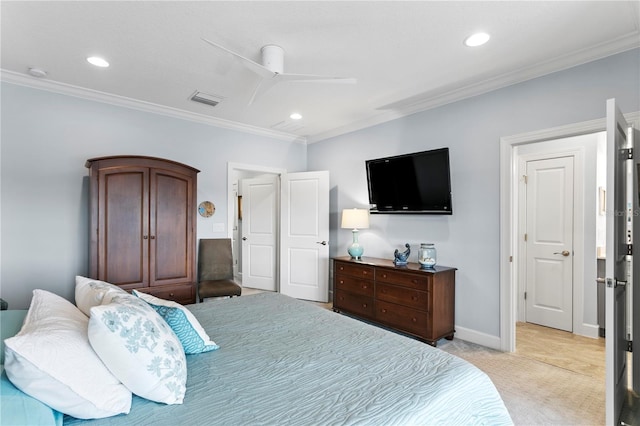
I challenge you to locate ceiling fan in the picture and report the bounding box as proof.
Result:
[202,37,357,105]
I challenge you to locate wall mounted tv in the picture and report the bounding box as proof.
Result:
[366,147,452,214]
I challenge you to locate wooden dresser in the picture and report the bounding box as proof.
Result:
[86,156,199,305]
[333,256,456,346]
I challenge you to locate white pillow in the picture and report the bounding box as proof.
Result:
[133,290,219,354]
[88,292,187,404]
[75,276,126,316]
[4,290,132,419]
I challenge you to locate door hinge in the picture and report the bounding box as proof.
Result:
[509,255,513,262]
[620,148,633,159]
[524,233,528,242]
[524,292,527,300]
[523,175,528,184]
[626,340,633,352]
[627,244,633,255]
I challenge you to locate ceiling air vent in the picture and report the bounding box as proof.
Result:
[271,120,305,133]
[190,91,224,107]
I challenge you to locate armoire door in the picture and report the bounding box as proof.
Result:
[150,168,195,287]
[97,166,150,289]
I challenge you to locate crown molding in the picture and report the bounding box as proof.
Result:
[0,69,306,144]
[307,33,640,144]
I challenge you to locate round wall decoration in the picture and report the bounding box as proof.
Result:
[198,201,215,217]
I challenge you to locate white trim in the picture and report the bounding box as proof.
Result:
[1,70,305,144]
[500,111,640,352]
[453,325,502,351]
[4,30,638,147]
[308,37,640,144]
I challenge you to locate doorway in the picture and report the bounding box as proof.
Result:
[227,162,285,287]
[499,121,617,352]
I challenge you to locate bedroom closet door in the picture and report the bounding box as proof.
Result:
[280,171,330,302]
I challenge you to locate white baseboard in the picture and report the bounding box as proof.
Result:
[454,325,502,351]
[575,323,600,339]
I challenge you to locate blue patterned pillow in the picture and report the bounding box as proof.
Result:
[132,291,219,354]
[88,293,187,405]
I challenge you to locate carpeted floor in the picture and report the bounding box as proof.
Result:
[438,337,605,425]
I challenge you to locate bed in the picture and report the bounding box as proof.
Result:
[3,292,512,425]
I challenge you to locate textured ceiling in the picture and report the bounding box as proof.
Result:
[2,1,639,143]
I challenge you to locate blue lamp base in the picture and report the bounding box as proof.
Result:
[348,229,364,260]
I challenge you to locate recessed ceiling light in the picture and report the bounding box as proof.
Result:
[290,112,303,120]
[27,68,48,78]
[464,32,490,47]
[87,56,109,67]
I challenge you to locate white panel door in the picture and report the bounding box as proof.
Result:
[241,176,278,291]
[280,171,329,302]
[525,156,574,331]
[604,98,631,425]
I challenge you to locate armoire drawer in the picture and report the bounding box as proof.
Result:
[139,284,195,305]
[376,283,429,311]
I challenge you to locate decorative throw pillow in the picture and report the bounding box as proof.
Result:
[133,290,219,354]
[88,292,187,404]
[75,276,126,317]
[3,290,132,419]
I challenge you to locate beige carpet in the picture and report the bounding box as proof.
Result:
[438,337,604,425]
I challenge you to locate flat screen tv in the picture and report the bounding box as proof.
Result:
[366,148,452,214]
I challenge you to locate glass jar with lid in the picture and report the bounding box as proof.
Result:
[418,243,437,269]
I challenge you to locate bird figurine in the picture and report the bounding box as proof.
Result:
[393,243,411,266]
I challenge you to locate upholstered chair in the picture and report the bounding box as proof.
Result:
[197,239,242,302]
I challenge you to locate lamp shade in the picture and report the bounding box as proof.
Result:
[341,208,370,230]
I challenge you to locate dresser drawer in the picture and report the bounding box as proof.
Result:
[376,300,429,337]
[139,284,195,305]
[334,289,375,318]
[376,269,430,290]
[376,283,429,311]
[334,261,375,280]
[335,274,374,297]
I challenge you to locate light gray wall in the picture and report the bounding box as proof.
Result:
[0,83,307,309]
[308,48,640,339]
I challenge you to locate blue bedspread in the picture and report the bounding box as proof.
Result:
[65,292,512,425]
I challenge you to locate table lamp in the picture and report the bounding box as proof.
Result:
[341,208,370,260]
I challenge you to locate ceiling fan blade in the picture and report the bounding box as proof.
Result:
[275,73,357,84]
[248,77,280,105]
[201,37,274,79]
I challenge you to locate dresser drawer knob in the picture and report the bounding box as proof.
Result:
[411,296,417,301]
[363,303,368,308]
[339,280,344,284]
[412,279,418,284]
[412,318,417,322]
[362,284,368,289]
[170,293,174,297]
[339,266,344,271]
[382,309,387,313]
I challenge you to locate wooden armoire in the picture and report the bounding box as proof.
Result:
[86,156,199,304]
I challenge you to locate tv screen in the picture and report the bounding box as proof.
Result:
[366,148,452,214]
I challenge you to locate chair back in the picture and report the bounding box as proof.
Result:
[198,238,234,282]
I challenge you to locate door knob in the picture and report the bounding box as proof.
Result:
[242,237,247,241]
[553,250,570,257]
[316,241,328,245]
